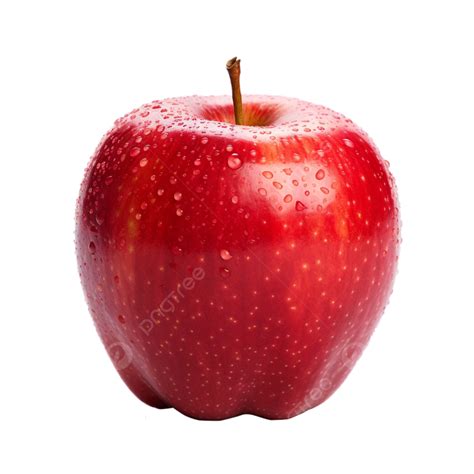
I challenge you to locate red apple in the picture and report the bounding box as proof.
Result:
[76,87,399,419]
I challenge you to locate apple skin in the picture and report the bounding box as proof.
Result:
[76,95,400,420]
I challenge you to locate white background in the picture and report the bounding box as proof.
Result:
[1,1,473,472]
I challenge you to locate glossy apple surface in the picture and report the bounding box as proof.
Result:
[76,95,400,419]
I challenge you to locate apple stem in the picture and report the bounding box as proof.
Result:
[226,57,243,125]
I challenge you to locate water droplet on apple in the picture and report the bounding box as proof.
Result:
[284,194,293,203]
[88,242,96,254]
[130,147,140,157]
[227,153,242,170]
[176,208,183,216]
[220,267,231,278]
[273,181,283,190]
[118,314,126,324]
[295,201,307,211]
[320,187,330,194]
[262,171,273,179]
[258,188,267,196]
[201,137,209,144]
[250,149,257,157]
[169,176,177,184]
[343,138,354,148]
[220,249,232,261]
[194,158,201,166]
[157,189,164,196]
[139,157,148,167]
[171,245,182,256]
[226,144,233,152]
[292,180,299,186]
[231,196,239,204]
[283,168,293,175]
[174,192,182,201]
[316,169,325,180]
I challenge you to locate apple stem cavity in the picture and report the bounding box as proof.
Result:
[226,57,243,125]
